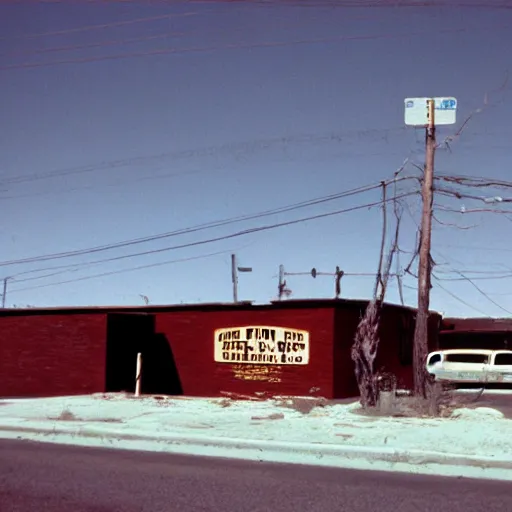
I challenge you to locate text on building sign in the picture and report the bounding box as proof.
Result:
[214,326,310,365]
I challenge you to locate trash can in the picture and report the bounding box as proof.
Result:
[377,372,397,415]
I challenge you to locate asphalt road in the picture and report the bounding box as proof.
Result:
[1,440,511,512]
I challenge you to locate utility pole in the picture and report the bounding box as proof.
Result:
[231,254,239,303]
[231,254,252,303]
[1,277,7,308]
[335,266,344,299]
[374,181,387,299]
[278,264,286,300]
[413,98,436,398]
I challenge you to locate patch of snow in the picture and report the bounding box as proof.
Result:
[0,392,511,480]
[451,407,505,420]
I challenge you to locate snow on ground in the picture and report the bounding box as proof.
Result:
[0,391,511,461]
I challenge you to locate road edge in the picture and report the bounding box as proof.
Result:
[1,422,512,481]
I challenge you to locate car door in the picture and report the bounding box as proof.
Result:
[490,351,512,383]
[442,350,490,382]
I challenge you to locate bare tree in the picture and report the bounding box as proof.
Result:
[351,183,402,408]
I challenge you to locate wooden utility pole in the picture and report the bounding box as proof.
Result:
[231,254,238,303]
[334,266,344,299]
[278,264,286,300]
[1,278,7,308]
[413,99,436,398]
[374,181,387,299]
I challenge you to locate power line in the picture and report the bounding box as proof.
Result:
[11,263,400,294]
[3,191,419,285]
[0,177,417,268]
[1,181,385,266]
[295,0,512,6]
[122,0,512,9]
[0,168,209,201]
[0,127,405,188]
[4,4,506,62]
[434,203,512,215]
[8,248,237,294]
[433,248,512,314]
[436,187,512,204]
[0,145,404,201]
[432,212,478,230]
[1,25,501,72]
[438,269,512,314]
[436,174,512,190]
[435,265,512,275]
[431,275,488,316]
[6,192,417,278]
[431,250,512,282]
[0,31,187,58]
[1,11,341,59]
[0,11,201,41]
[434,273,512,281]
[438,243,512,253]
[283,270,392,277]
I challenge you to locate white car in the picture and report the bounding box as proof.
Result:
[426,348,512,384]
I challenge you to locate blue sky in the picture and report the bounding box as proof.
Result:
[1,0,512,317]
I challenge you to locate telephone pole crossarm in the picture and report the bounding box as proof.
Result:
[278,266,344,299]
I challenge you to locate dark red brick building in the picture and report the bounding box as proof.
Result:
[440,317,512,351]
[0,299,441,399]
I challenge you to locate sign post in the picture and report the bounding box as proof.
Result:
[135,352,142,397]
[404,97,457,127]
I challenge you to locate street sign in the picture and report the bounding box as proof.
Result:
[404,97,457,127]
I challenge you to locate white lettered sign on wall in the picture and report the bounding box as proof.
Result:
[214,326,310,365]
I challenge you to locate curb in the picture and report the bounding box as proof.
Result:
[1,423,512,476]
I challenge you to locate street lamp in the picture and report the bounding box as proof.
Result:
[231,254,252,303]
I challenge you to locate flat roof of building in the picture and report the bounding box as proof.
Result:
[441,317,512,332]
[0,298,437,316]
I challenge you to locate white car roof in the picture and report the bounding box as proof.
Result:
[428,349,512,356]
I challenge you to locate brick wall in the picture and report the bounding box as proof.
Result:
[0,302,442,399]
[155,306,335,398]
[0,313,106,398]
